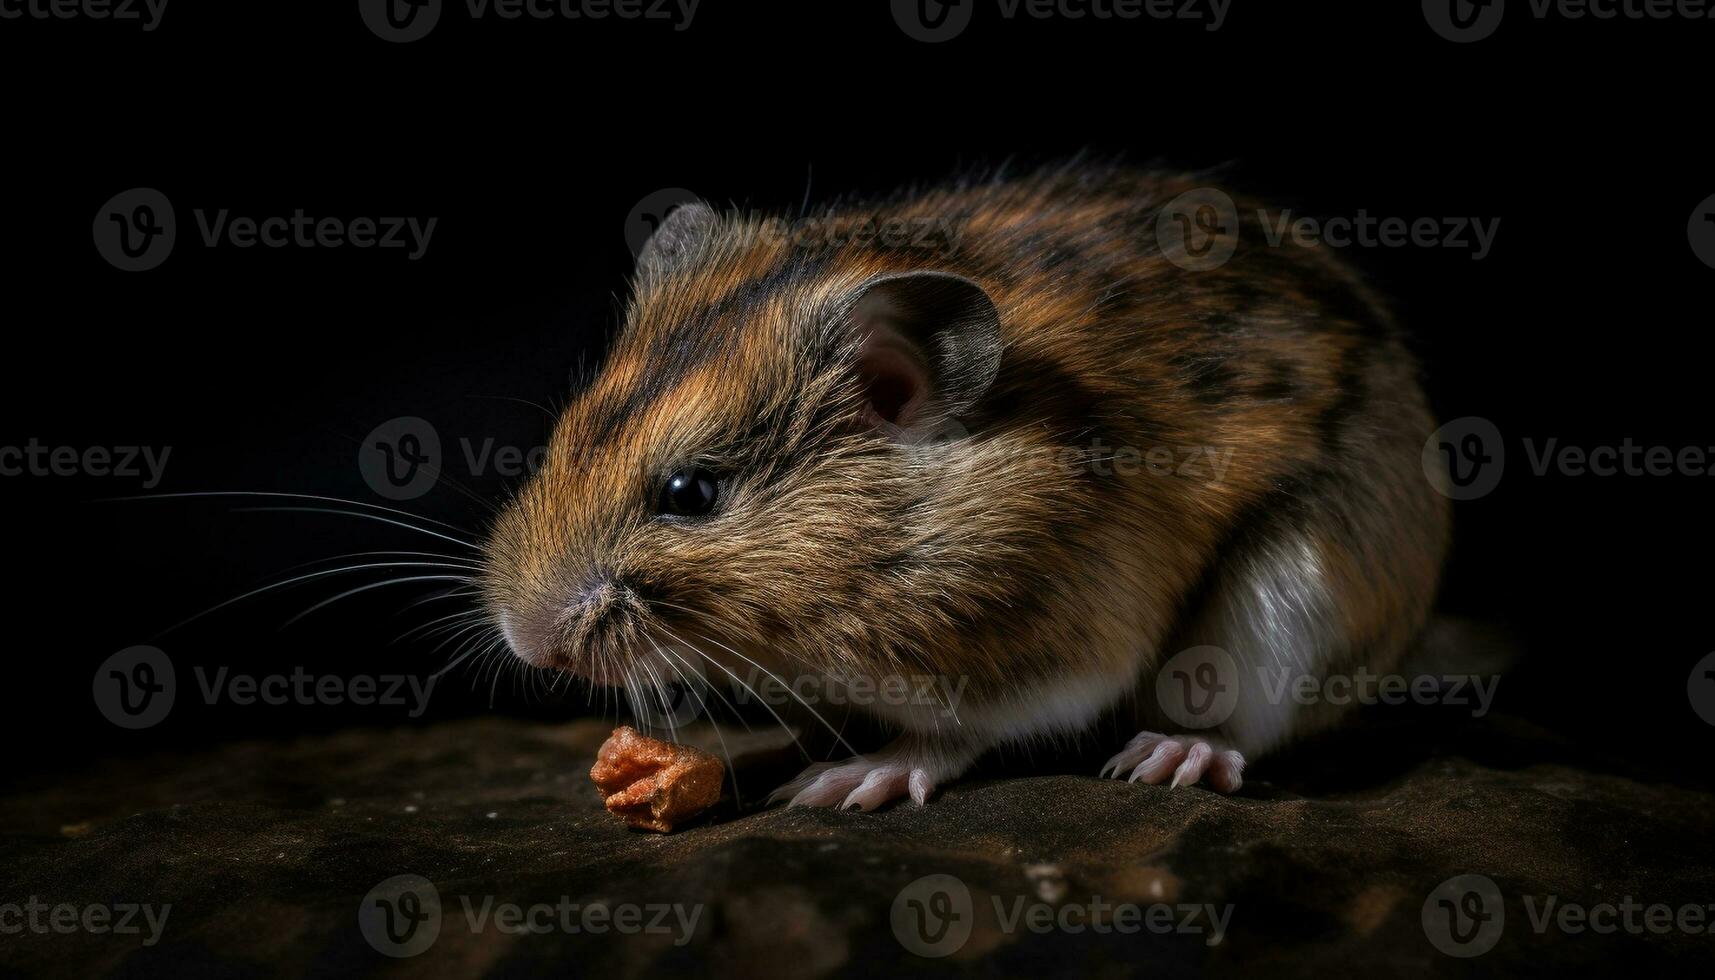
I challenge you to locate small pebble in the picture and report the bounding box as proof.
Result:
[1026,863,1069,903]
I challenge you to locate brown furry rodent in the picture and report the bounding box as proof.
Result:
[480,163,1450,809]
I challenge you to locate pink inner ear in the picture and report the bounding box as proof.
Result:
[857,338,930,430]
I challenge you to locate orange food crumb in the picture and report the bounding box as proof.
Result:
[589,726,723,833]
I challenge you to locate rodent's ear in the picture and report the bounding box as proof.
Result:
[636,201,718,277]
[842,272,1001,436]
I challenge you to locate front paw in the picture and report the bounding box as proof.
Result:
[766,738,974,811]
[1101,732,1245,793]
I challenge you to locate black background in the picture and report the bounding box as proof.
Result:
[1,1,1709,779]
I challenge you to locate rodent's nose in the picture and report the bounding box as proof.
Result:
[496,573,638,674]
[572,572,641,627]
[573,575,617,611]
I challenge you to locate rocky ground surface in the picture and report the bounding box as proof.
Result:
[4,710,1714,978]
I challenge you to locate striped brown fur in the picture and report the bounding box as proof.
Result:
[481,162,1451,801]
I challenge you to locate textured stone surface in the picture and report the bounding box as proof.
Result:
[3,711,1712,977]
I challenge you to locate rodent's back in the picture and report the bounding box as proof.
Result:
[840,166,1449,687]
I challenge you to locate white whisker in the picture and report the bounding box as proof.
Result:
[162,562,475,636]
[279,575,471,628]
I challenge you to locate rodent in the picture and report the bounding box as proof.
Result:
[480,162,1451,809]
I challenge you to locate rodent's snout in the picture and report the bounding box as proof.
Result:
[491,572,646,683]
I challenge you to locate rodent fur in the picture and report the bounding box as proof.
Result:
[481,162,1450,805]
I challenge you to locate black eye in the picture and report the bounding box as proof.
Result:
[658,469,720,517]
